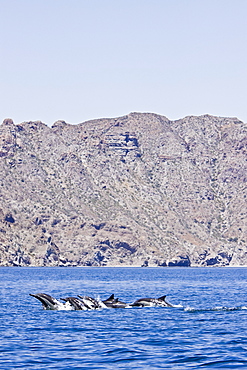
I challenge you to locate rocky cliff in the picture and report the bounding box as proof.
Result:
[0,113,246,267]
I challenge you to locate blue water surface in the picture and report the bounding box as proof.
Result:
[0,267,247,369]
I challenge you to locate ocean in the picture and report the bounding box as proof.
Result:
[0,267,247,369]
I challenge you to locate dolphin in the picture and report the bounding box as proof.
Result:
[102,293,116,307]
[102,294,128,308]
[131,295,173,307]
[77,295,104,309]
[60,297,88,310]
[29,293,73,310]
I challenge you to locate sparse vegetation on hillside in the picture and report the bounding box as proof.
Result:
[0,113,246,267]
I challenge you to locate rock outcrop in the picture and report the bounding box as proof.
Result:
[0,112,246,267]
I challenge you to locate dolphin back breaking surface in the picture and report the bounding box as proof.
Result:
[130,295,173,307]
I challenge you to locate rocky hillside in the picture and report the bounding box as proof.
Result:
[0,113,246,267]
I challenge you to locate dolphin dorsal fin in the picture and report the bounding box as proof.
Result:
[108,294,115,300]
[158,295,167,301]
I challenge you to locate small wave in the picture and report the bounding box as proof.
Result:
[184,306,247,313]
[172,303,184,308]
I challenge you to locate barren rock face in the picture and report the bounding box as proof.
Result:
[0,112,246,267]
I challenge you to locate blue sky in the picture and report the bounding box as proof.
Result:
[1,0,246,125]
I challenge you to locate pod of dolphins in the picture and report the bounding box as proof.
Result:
[29,293,173,311]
